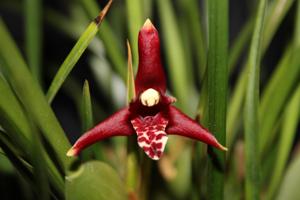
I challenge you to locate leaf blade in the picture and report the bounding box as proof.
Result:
[46,0,113,103]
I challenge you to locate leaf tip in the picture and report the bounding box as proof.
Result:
[94,0,113,25]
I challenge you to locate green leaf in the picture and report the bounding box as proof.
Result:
[156,0,193,111]
[0,75,49,199]
[177,0,207,80]
[0,19,73,171]
[259,0,300,156]
[0,75,32,151]
[65,161,127,200]
[25,0,42,83]
[0,131,33,182]
[243,0,267,199]
[258,46,300,154]
[126,0,144,71]
[265,84,300,200]
[30,125,50,200]
[205,0,228,199]
[79,0,126,80]
[262,0,295,52]
[228,0,294,74]
[59,73,106,120]
[81,80,93,131]
[126,40,136,104]
[0,73,63,195]
[226,71,247,148]
[125,41,138,196]
[227,0,296,147]
[80,80,103,160]
[276,152,300,200]
[228,20,253,73]
[46,0,113,103]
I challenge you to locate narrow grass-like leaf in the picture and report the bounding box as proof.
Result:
[259,1,300,154]
[79,0,126,80]
[276,148,300,199]
[0,75,32,151]
[126,0,143,71]
[65,161,127,200]
[227,0,295,147]
[0,131,33,183]
[226,72,247,148]
[125,40,138,197]
[0,19,73,171]
[65,73,107,118]
[30,124,50,200]
[178,0,207,80]
[157,0,192,111]
[143,0,153,18]
[24,0,42,83]
[46,0,113,103]
[262,0,295,52]
[243,0,267,199]
[296,0,300,46]
[227,0,294,147]
[228,0,294,74]
[265,84,300,200]
[80,80,104,160]
[258,46,300,155]
[228,20,253,73]
[81,80,93,131]
[126,153,138,198]
[206,0,228,199]
[0,73,64,195]
[126,40,136,104]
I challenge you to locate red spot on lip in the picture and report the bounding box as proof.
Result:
[153,142,162,149]
[138,137,150,144]
[156,134,165,140]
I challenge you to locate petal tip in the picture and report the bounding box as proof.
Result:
[143,18,154,29]
[66,147,77,157]
[219,144,228,151]
[221,146,228,151]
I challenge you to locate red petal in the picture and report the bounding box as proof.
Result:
[131,112,168,160]
[166,106,227,151]
[67,107,133,156]
[135,19,166,95]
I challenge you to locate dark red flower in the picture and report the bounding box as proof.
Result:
[67,19,227,160]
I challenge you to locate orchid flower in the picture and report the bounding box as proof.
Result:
[67,19,227,160]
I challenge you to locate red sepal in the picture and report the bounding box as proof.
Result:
[166,106,227,151]
[135,19,166,95]
[67,107,133,156]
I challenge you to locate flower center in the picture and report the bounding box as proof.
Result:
[140,88,160,107]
